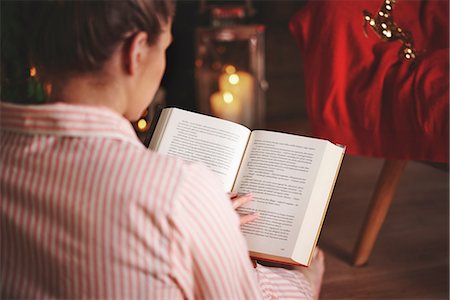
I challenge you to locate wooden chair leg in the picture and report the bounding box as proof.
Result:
[352,159,408,266]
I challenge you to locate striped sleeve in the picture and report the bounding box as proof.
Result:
[168,162,313,299]
[255,264,313,299]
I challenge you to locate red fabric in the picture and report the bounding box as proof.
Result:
[290,0,449,162]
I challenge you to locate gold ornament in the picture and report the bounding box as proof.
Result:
[363,0,417,61]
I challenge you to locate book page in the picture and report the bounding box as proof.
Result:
[232,130,329,259]
[291,142,344,265]
[149,108,251,191]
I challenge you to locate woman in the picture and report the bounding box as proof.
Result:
[0,1,323,298]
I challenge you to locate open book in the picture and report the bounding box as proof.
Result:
[149,107,345,266]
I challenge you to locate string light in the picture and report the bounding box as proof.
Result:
[363,0,417,61]
[137,119,148,131]
[30,67,37,77]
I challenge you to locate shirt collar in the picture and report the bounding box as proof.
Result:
[0,102,143,147]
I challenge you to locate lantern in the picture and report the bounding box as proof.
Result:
[195,7,267,129]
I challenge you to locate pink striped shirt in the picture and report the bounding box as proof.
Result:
[0,102,312,299]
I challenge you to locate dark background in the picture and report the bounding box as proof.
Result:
[1,0,308,121]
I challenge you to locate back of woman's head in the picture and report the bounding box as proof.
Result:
[28,0,175,78]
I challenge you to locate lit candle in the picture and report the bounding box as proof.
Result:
[210,91,242,123]
[218,66,254,126]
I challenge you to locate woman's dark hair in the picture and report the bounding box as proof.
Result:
[27,0,175,77]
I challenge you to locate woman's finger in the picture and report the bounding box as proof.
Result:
[232,193,253,209]
[239,212,260,225]
[227,192,238,199]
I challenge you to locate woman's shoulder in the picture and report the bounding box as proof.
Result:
[122,145,219,191]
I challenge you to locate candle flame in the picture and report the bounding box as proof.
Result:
[225,65,236,74]
[30,67,37,77]
[228,74,239,85]
[223,92,234,103]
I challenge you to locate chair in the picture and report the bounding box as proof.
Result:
[289,0,449,266]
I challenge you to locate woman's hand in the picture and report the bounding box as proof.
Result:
[228,192,260,225]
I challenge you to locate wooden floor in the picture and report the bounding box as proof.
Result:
[320,156,448,299]
[267,119,449,299]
